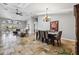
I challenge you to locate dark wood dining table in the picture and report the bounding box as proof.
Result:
[36,30,58,44]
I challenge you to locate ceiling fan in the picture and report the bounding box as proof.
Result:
[16,9,22,16]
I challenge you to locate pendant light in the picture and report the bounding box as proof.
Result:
[43,8,51,22]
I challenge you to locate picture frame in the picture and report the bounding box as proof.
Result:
[50,21,59,32]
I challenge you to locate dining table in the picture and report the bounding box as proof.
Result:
[48,31,58,35]
[36,30,58,44]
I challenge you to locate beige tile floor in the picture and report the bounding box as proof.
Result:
[0,32,75,55]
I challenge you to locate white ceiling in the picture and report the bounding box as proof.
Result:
[0,3,77,21]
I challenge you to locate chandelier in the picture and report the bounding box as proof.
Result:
[43,8,51,22]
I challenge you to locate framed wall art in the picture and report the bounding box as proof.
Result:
[50,21,59,32]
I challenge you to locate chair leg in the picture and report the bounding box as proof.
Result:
[48,39,51,44]
[57,40,61,46]
[45,39,48,43]
[36,33,38,40]
[42,37,44,42]
[59,40,61,46]
[57,40,59,46]
[52,40,55,46]
[36,32,40,40]
[39,33,42,41]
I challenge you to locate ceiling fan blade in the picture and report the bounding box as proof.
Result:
[3,3,8,5]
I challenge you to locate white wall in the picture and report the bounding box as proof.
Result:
[38,21,50,31]
[38,12,76,39]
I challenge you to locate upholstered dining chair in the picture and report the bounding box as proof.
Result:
[36,31,40,40]
[54,31,62,46]
[44,31,48,43]
[37,31,42,41]
[48,34,56,45]
[41,31,44,42]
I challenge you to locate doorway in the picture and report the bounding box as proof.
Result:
[74,4,79,55]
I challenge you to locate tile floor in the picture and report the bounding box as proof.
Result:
[0,32,75,55]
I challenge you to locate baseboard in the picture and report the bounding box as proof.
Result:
[61,37,76,42]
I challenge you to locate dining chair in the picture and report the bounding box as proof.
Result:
[36,31,38,40]
[38,31,42,41]
[54,31,62,46]
[41,31,45,43]
[44,31,48,43]
[36,31,40,40]
[48,34,55,45]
